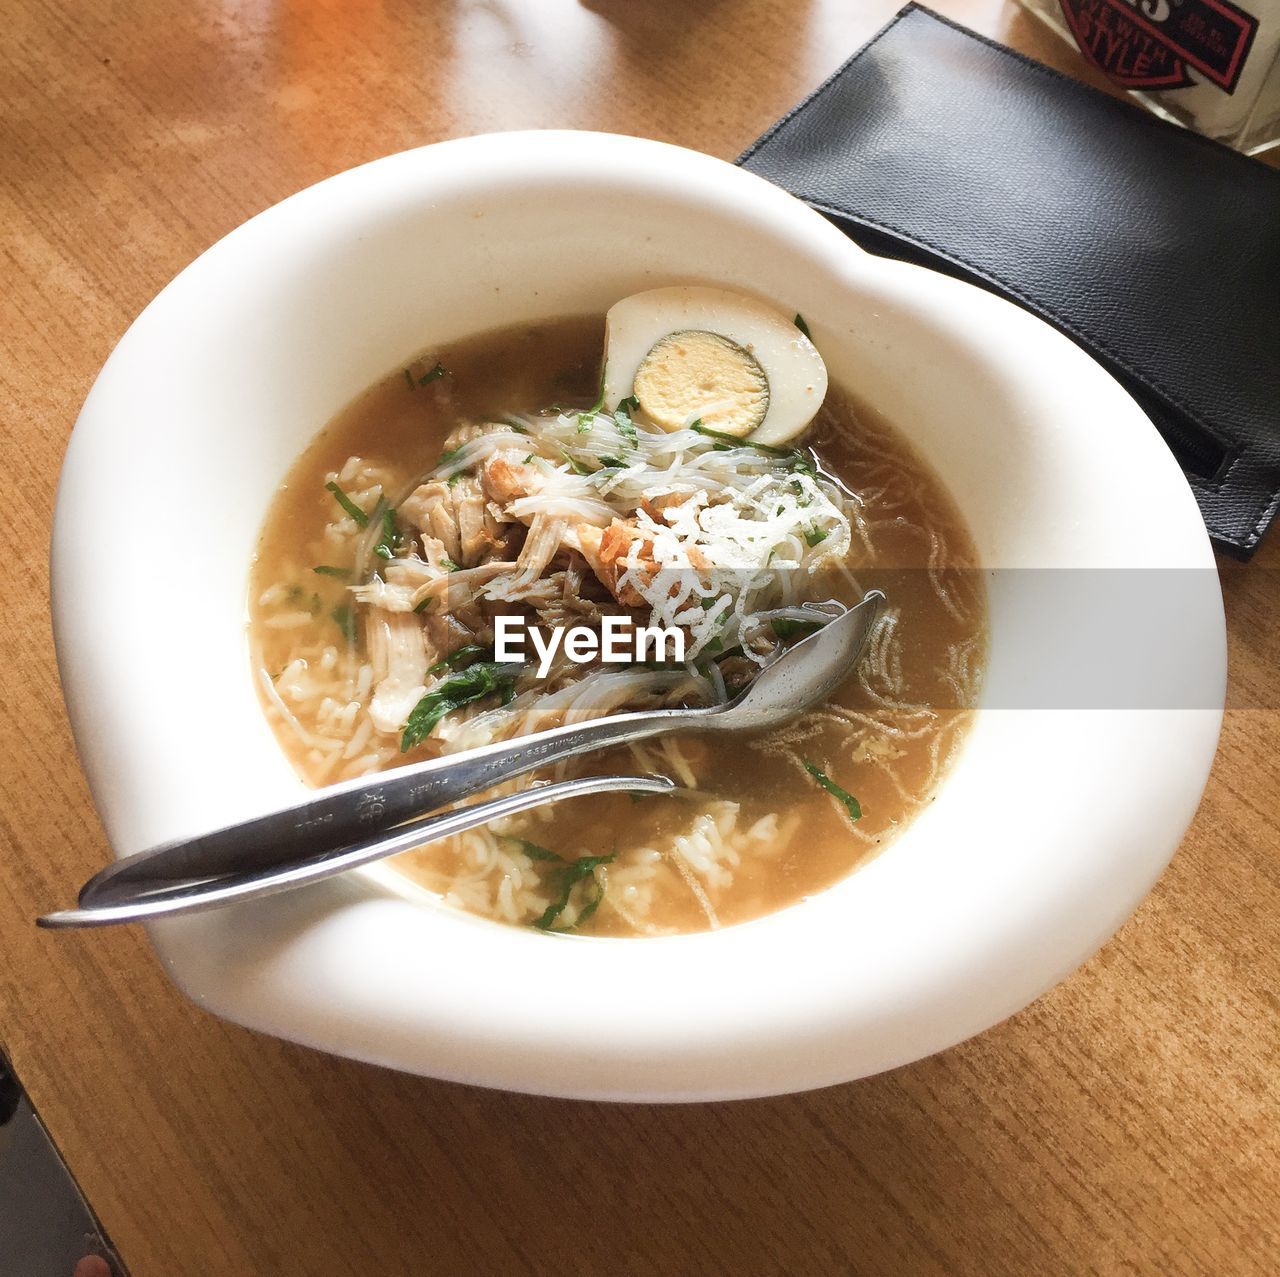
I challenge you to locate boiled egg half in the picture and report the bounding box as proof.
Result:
[602,286,828,446]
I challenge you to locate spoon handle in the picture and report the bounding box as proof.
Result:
[73,704,717,903]
[40,772,678,928]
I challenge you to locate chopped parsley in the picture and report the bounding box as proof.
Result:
[426,643,489,676]
[325,481,368,528]
[690,422,790,457]
[331,603,358,644]
[771,617,821,640]
[508,837,562,862]
[405,361,446,388]
[312,565,351,579]
[575,380,607,432]
[559,446,595,476]
[804,524,829,547]
[613,396,641,448]
[803,761,862,824]
[400,662,517,752]
[531,848,616,931]
[688,422,817,474]
[372,505,402,560]
[576,414,598,435]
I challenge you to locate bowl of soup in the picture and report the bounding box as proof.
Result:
[51,131,1225,1100]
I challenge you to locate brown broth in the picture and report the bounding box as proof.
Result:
[248,317,985,936]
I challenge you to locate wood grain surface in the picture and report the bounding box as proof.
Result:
[2,2,1277,1273]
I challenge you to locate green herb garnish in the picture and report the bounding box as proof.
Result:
[426,643,489,676]
[400,662,516,751]
[688,421,816,473]
[508,837,562,862]
[312,565,351,579]
[441,556,460,572]
[531,848,616,931]
[804,524,829,547]
[372,505,401,560]
[558,447,595,476]
[438,445,463,467]
[771,617,821,640]
[331,604,358,644]
[690,422,790,457]
[613,396,640,448]
[325,481,369,528]
[794,312,812,340]
[571,364,609,432]
[575,381,607,433]
[803,761,862,823]
[418,361,447,385]
[598,455,625,468]
[412,596,432,614]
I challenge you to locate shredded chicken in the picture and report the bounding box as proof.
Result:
[366,609,431,734]
[481,452,636,604]
[576,521,655,607]
[450,473,506,566]
[410,560,515,613]
[482,453,545,508]
[640,489,697,522]
[321,400,856,741]
[487,513,567,599]
[351,577,420,613]
[401,480,462,565]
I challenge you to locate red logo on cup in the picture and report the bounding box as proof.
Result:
[1059,0,1258,93]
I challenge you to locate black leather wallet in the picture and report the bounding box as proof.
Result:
[739,4,1280,556]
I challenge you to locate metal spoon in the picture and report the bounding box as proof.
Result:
[39,590,884,928]
[38,772,677,928]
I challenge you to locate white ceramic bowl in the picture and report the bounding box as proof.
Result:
[52,132,1225,1101]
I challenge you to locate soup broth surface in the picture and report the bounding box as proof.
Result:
[249,317,985,936]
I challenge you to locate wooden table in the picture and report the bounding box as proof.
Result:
[3,2,1277,1272]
